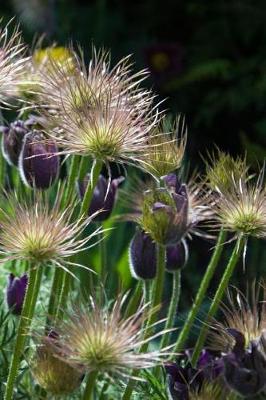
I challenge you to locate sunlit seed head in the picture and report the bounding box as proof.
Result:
[143,115,187,179]
[0,20,28,106]
[209,283,266,353]
[212,170,266,238]
[45,295,172,377]
[205,150,248,192]
[31,342,82,395]
[0,191,99,267]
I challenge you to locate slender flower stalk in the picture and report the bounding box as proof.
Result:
[160,269,181,349]
[4,264,43,400]
[174,229,227,354]
[191,235,245,365]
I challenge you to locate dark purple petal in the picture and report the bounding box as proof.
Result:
[129,230,156,280]
[6,273,28,315]
[166,241,188,271]
[78,174,124,221]
[19,131,59,189]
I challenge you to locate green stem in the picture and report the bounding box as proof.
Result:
[174,229,227,354]
[160,269,181,349]
[124,282,142,319]
[80,159,103,219]
[47,156,80,325]
[191,235,245,366]
[4,265,43,400]
[57,159,103,315]
[82,371,98,400]
[122,244,166,400]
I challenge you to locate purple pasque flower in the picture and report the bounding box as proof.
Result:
[166,241,188,272]
[78,174,124,221]
[129,229,156,280]
[223,329,266,397]
[0,120,30,166]
[19,130,60,189]
[165,350,223,400]
[6,273,28,315]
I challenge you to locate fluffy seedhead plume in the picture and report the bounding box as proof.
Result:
[0,190,100,272]
[42,295,173,379]
[205,150,248,192]
[212,169,266,238]
[35,48,160,167]
[143,115,187,179]
[0,19,28,106]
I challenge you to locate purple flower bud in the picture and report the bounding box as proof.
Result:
[6,273,28,315]
[19,131,60,189]
[223,331,266,396]
[166,241,188,272]
[78,174,124,221]
[0,120,30,166]
[129,229,157,280]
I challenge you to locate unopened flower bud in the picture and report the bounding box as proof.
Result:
[78,174,124,221]
[0,120,30,166]
[6,273,28,315]
[141,185,188,245]
[166,241,188,272]
[129,229,156,280]
[31,343,82,395]
[19,130,59,189]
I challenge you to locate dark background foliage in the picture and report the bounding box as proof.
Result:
[1,0,266,344]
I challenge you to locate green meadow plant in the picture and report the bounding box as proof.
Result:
[1,19,266,400]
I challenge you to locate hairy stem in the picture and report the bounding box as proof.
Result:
[122,244,166,400]
[82,371,98,400]
[191,235,245,366]
[174,229,226,354]
[160,269,181,349]
[4,265,43,400]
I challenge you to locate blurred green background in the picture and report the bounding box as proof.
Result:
[1,0,266,344]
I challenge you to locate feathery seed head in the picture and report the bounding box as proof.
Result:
[0,20,28,106]
[31,341,82,395]
[44,295,172,377]
[212,170,266,238]
[205,150,248,192]
[143,116,187,179]
[0,191,99,267]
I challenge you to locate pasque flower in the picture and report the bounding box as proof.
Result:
[43,295,172,378]
[166,241,188,272]
[77,174,124,221]
[36,48,159,168]
[212,169,266,239]
[6,273,28,315]
[129,228,157,280]
[0,119,30,166]
[0,20,28,105]
[0,191,100,270]
[19,130,59,189]
[165,350,224,400]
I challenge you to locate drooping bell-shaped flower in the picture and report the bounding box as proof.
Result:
[6,273,28,315]
[78,174,124,221]
[0,120,30,166]
[166,241,188,272]
[129,229,156,280]
[19,130,59,189]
